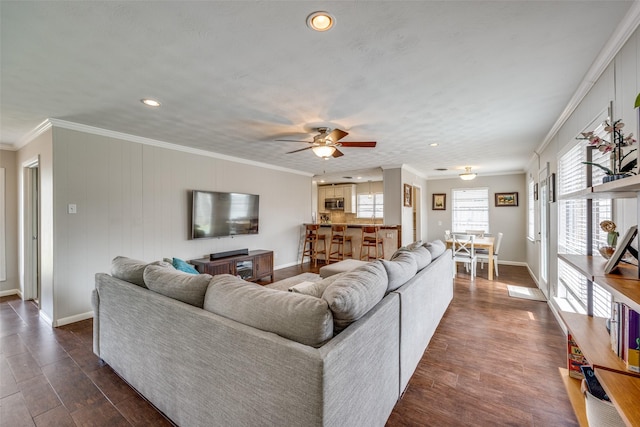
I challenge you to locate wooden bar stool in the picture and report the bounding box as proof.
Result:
[328,225,353,263]
[360,226,384,261]
[300,224,326,267]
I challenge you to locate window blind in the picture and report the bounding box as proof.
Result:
[357,193,383,218]
[557,140,612,317]
[452,188,489,232]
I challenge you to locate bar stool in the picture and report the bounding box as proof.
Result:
[328,225,353,263]
[360,226,384,261]
[300,224,326,267]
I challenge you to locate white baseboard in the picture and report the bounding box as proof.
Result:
[0,288,20,297]
[274,261,300,270]
[54,311,94,327]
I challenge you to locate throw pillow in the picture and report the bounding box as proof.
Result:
[322,260,388,333]
[172,257,199,274]
[204,275,333,347]
[288,273,346,298]
[143,265,212,307]
[111,256,173,288]
[380,252,418,292]
[424,240,446,259]
[411,245,432,270]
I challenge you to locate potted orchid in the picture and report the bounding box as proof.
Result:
[578,119,637,183]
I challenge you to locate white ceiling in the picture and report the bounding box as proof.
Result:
[1,1,638,181]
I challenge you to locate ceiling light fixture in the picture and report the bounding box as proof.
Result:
[307,11,334,32]
[141,98,161,107]
[430,143,439,147]
[312,145,336,158]
[459,167,477,181]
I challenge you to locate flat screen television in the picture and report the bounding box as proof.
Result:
[191,190,259,239]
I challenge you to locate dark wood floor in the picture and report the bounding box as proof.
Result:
[1,264,577,426]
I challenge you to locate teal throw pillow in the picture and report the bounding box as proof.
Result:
[173,258,199,274]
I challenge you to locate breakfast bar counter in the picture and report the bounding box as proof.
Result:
[302,223,402,261]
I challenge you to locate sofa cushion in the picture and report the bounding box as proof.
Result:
[289,272,347,298]
[322,261,388,333]
[424,240,446,259]
[411,245,433,270]
[380,252,418,292]
[111,256,173,288]
[143,265,212,307]
[204,275,333,347]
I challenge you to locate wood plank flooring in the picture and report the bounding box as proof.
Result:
[1,263,577,426]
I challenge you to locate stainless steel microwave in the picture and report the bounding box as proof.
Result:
[325,198,344,210]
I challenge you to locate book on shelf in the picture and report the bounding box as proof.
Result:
[568,333,588,379]
[624,305,640,373]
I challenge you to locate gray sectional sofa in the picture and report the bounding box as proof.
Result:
[92,241,453,427]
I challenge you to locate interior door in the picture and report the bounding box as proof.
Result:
[23,160,40,304]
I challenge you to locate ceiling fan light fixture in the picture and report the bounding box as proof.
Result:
[307,12,334,32]
[312,145,336,158]
[459,167,477,181]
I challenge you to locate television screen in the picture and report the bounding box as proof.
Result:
[191,190,259,239]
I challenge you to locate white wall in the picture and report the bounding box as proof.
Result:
[426,173,527,264]
[22,127,311,325]
[526,26,640,293]
[0,150,18,294]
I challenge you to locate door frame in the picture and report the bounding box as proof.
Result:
[22,157,40,304]
[538,164,550,298]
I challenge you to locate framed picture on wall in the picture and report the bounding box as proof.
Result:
[404,184,413,207]
[495,192,518,207]
[432,193,446,210]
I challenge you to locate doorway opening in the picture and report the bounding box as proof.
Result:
[23,159,40,305]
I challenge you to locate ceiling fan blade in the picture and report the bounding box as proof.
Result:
[332,148,344,158]
[328,129,348,142]
[286,146,314,154]
[339,141,377,148]
[275,139,312,143]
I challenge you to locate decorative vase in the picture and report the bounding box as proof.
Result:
[599,246,616,259]
[602,174,626,183]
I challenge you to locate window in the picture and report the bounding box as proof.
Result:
[357,193,383,219]
[527,180,535,240]
[557,140,612,317]
[451,188,489,232]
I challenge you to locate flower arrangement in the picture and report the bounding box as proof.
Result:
[577,119,637,178]
[600,220,619,247]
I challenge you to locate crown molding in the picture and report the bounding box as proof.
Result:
[12,119,54,150]
[45,119,313,177]
[536,0,640,155]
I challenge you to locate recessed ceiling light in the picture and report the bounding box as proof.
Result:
[430,143,439,147]
[357,176,362,179]
[141,98,161,107]
[307,11,334,32]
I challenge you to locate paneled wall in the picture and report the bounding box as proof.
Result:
[48,127,311,324]
[527,26,640,293]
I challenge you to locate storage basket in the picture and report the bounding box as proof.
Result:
[584,387,625,427]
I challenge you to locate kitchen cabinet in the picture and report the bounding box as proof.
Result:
[342,184,357,213]
[318,187,328,212]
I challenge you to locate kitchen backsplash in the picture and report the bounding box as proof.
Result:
[319,211,383,224]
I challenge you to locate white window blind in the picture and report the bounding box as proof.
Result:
[557,140,612,317]
[452,188,489,232]
[357,193,383,218]
[527,180,535,240]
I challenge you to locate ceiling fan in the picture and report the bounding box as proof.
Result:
[277,127,376,159]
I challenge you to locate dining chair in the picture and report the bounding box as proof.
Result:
[452,234,477,279]
[465,229,485,237]
[476,232,503,276]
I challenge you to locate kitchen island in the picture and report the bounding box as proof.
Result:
[303,224,401,261]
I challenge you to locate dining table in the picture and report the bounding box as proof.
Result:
[445,236,496,280]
